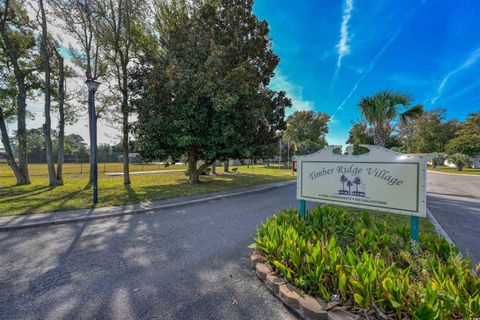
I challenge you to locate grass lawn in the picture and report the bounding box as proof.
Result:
[0,164,294,217]
[0,162,187,177]
[428,165,480,176]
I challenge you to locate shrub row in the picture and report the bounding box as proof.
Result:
[253,206,480,319]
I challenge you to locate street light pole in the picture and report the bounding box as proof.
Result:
[85,79,101,204]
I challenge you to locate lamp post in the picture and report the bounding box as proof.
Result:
[85,79,101,204]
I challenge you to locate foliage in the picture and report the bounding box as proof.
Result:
[283,111,330,155]
[358,90,423,147]
[397,109,458,153]
[254,206,480,319]
[431,154,447,167]
[445,112,480,156]
[132,0,290,183]
[346,120,400,149]
[448,153,472,171]
[346,121,374,146]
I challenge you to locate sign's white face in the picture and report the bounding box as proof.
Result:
[296,146,427,217]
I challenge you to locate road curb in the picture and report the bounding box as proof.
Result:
[427,170,480,177]
[426,208,456,247]
[0,180,296,232]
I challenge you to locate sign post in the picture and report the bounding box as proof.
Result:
[411,216,419,242]
[295,145,428,242]
[300,199,306,219]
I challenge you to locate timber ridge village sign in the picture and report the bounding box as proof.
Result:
[295,145,428,218]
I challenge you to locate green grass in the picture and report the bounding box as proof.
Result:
[428,165,480,176]
[0,162,187,177]
[0,164,294,216]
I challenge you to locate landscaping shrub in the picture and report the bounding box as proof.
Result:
[448,153,472,171]
[253,206,480,319]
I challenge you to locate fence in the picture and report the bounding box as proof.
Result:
[0,151,183,177]
[26,151,123,164]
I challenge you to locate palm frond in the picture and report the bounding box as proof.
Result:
[399,104,423,124]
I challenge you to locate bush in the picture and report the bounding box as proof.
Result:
[253,206,480,319]
[448,153,472,171]
[431,154,447,167]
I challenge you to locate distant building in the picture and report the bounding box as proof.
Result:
[444,152,480,169]
[470,153,480,169]
[0,147,7,160]
[118,153,142,163]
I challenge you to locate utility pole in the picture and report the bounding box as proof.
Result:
[85,79,101,204]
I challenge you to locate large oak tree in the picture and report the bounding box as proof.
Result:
[283,111,330,155]
[132,0,290,183]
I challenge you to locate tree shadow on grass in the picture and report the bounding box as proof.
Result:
[124,184,140,203]
[13,183,93,216]
[0,186,54,203]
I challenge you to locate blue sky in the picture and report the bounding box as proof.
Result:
[254,0,480,145]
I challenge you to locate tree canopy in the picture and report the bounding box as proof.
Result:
[397,109,458,153]
[358,90,423,147]
[132,0,290,183]
[446,112,480,156]
[283,110,330,155]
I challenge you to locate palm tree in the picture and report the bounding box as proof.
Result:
[353,176,361,193]
[358,90,423,147]
[340,175,348,192]
[347,180,353,194]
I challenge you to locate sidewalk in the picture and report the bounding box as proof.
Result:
[0,180,295,231]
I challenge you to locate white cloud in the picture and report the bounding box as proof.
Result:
[269,70,314,113]
[334,0,354,77]
[430,47,480,104]
[332,27,403,117]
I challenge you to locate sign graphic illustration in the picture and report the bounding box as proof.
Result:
[338,175,365,197]
[295,145,428,217]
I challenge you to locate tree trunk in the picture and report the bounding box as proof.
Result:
[54,46,65,185]
[373,124,386,147]
[16,84,30,185]
[188,153,200,184]
[0,106,25,184]
[224,160,229,173]
[0,14,30,185]
[40,0,57,187]
[121,74,130,185]
[211,164,216,175]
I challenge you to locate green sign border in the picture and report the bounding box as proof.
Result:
[300,161,420,214]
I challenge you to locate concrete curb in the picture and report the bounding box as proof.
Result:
[427,170,480,178]
[0,180,295,232]
[251,252,357,320]
[426,208,456,247]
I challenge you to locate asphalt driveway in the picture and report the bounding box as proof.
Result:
[1,172,479,319]
[0,184,306,320]
[427,171,480,262]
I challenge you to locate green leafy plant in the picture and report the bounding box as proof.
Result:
[253,206,480,319]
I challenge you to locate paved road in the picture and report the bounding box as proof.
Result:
[0,185,310,320]
[1,173,478,319]
[427,172,480,262]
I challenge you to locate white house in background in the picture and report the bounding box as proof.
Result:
[470,152,480,169]
[0,147,7,161]
[444,152,480,169]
